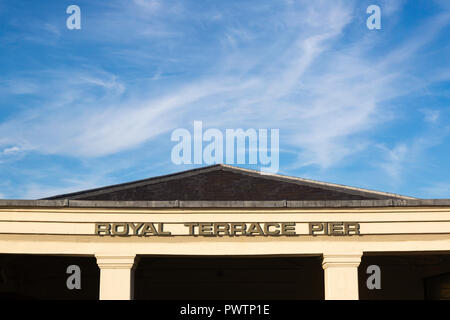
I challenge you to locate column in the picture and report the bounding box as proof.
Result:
[96,254,137,300]
[322,253,362,300]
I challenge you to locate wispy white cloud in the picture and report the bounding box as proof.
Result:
[420,109,440,123]
[0,0,449,198]
[374,123,450,185]
[0,79,39,95]
[376,143,409,182]
[133,0,161,12]
[379,0,407,16]
[1,0,448,165]
[3,146,21,154]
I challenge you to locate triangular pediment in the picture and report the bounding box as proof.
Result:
[44,164,414,201]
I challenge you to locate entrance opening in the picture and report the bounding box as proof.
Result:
[359,252,450,300]
[134,255,324,300]
[0,254,99,300]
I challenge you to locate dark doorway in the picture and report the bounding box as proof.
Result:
[134,255,324,300]
[0,254,99,300]
[359,253,450,300]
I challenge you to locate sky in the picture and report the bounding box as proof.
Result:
[0,0,449,199]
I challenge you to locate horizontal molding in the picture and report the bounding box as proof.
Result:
[1,199,450,208]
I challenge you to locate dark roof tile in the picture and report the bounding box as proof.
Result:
[43,164,414,201]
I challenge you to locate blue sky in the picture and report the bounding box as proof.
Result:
[0,0,449,199]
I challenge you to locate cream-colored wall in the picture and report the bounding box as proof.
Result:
[0,206,449,256]
[0,206,449,300]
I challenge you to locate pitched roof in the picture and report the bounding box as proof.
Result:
[44,164,415,201]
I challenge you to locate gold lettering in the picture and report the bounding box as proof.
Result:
[214,223,230,236]
[309,223,323,236]
[230,223,247,236]
[141,223,158,236]
[158,223,171,236]
[281,223,296,236]
[95,221,361,237]
[95,223,111,236]
[184,223,199,236]
[345,222,360,236]
[330,222,344,236]
[247,223,264,236]
[199,223,213,236]
[264,223,280,236]
[112,223,129,236]
[128,222,144,236]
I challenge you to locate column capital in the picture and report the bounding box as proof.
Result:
[322,252,362,300]
[96,254,138,300]
[95,254,137,269]
[322,253,362,269]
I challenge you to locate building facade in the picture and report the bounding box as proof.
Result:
[0,164,449,300]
